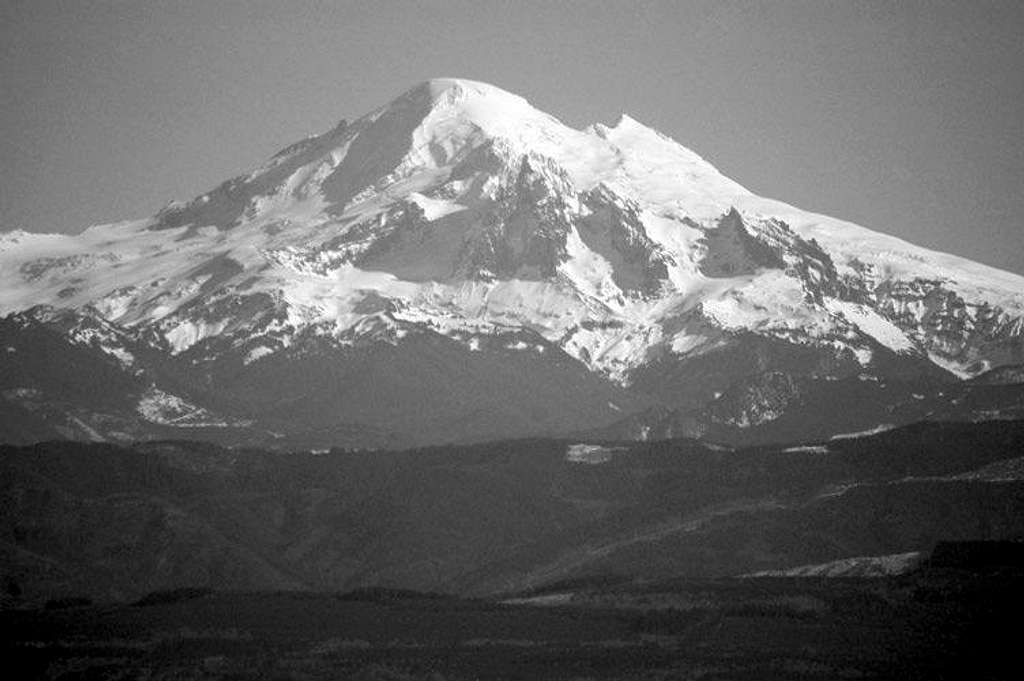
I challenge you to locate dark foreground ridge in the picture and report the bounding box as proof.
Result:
[3,565,1022,681]
[3,420,1024,679]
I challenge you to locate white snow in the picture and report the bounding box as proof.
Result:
[502,593,574,607]
[102,345,135,369]
[244,346,275,364]
[926,352,976,379]
[745,552,921,578]
[824,299,915,354]
[781,445,831,454]
[699,270,836,342]
[164,319,231,354]
[830,424,896,440]
[136,387,238,427]
[951,456,1024,482]
[406,192,466,220]
[558,226,623,303]
[565,443,626,465]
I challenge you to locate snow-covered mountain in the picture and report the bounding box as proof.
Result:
[2,78,1022,447]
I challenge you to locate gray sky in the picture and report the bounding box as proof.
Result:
[2,0,1022,275]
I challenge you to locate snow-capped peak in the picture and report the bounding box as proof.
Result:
[1,78,1022,384]
[403,77,539,121]
[353,77,749,212]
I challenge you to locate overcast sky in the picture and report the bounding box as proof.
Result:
[2,0,1022,274]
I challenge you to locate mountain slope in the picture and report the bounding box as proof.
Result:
[3,421,1024,601]
[1,78,1022,447]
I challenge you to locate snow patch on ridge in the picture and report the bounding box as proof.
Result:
[558,227,623,303]
[781,445,831,454]
[137,387,243,427]
[744,552,921,578]
[566,443,626,465]
[824,299,915,355]
[164,319,231,354]
[406,192,466,220]
[244,346,275,365]
[830,424,896,440]
[927,352,977,379]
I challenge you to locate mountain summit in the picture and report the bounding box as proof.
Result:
[2,79,1022,447]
